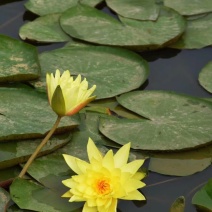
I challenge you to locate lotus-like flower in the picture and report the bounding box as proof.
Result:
[62,138,146,212]
[46,69,96,117]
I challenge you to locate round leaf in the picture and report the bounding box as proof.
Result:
[0,87,79,141]
[106,0,160,21]
[19,14,71,42]
[199,61,212,93]
[0,35,40,82]
[60,4,186,49]
[25,0,78,16]
[35,45,149,99]
[164,0,212,16]
[169,13,212,49]
[99,91,212,151]
[80,0,103,7]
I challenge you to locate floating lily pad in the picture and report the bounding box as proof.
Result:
[34,45,149,99]
[99,91,212,151]
[10,178,83,212]
[0,187,10,212]
[0,87,79,141]
[19,13,71,42]
[0,134,71,169]
[199,61,212,93]
[60,4,186,49]
[80,0,103,7]
[149,158,211,176]
[25,0,78,16]
[164,0,212,16]
[192,179,212,211]
[0,35,40,82]
[170,196,185,212]
[169,13,212,49]
[106,0,160,21]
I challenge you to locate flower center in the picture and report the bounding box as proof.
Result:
[95,178,111,195]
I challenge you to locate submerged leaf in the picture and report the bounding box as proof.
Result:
[199,61,212,94]
[169,196,185,212]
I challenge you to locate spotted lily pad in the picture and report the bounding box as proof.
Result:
[0,87,79,141]
[106,0,160,21]
[0,35,40,82]
[34,45,149,99]
[24,0,78,16]
[99,91,212,151]
[60,4,186,49]
[199,61,212,93]
[19,13,71,42]
[169,13,212,49]
[164,0,212,16]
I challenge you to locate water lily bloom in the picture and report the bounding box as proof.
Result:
[46,69,96,117]
[62,138,146,212]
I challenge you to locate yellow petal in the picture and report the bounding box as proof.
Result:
[87,138,103,163]
[98,198,117,212]
[125,179,146,193]
[102,150,114,170]
[114,142,130,168]
[133,171,146,181]
[61,190,72,198]
[120,190,146,200]
[63,154,89,174]
[83,202,97,212]
[121,159,145,175]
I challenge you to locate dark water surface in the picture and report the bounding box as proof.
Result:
[0,0,212,211]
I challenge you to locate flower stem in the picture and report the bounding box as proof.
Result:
[18,116,62,178]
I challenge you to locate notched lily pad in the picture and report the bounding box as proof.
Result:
[99,91,212,151]
[199,61,212,93]
[34,45,149,99]
[169,13,212,49]
[60,4,186,49]
[19,13,71,43]
[0,87,79,141]
[106,0,160,21]
[164,0,212,16]
[25,0,78,16]
[0,35,40,82]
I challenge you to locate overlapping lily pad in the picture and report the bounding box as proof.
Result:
[0,87,79,141]
[34,45,149,99]
[99,91,212,151]
[164,0,212,16]
[19,13,71,42]
[0,35,40,82]
[24,0,78,16]
[60,4,186,49]
[106,0,160,21]
[80,0,104,7]
[169,13,212,49]
[199,61,212,93]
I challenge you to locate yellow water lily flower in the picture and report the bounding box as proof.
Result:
[46,69,96,117]
[62,138,146,212]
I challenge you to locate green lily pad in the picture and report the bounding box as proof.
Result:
[0,35,40,82]
[0,187,10,212]
[10,178,83,212]
[106,0,160,21]
[0,87,79,141]
[0,134,71,170]
[24,0,78,16]
[80,0,103,7]
[170,196,185,212]
[149,158,211,176]
[60,4,186,49]
[192,179,212,211]
[164,0,212,16]
[19,13,71,43]
[34,45,149,99]
[199,61,212,93]
[169,13,212,49]
[99,91,212,151]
